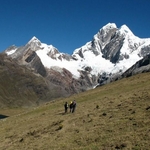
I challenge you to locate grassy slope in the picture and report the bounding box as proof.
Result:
[0,72,150,150]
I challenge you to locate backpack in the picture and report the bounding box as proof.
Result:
[64,103,68,108]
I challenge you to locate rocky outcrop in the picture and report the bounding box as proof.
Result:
[25,51,47,77]
[121,54,150,78]
[97,54,150,87]
[46,67,92,96]
[102,33,125,63]
[140,45,150,57]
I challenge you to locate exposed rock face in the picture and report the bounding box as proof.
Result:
[140,45,150,57]
[102,33,125,63]
[24,51,47,77]
[46,67,84,96]
[122,54,150,78]
[5,45,47,77]
[92,24,117,54]
[97,54,150,87]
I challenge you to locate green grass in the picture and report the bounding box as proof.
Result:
[0,72,150,150]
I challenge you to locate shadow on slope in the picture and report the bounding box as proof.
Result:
[0,114,9,119]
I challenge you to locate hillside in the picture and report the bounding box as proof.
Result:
[0,53,85,108]
[0,54,60,108]
[0,72,150,149]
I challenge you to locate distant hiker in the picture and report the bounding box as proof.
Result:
[64,102,69,113]
[69,101,73,112]
[72,100,76,113]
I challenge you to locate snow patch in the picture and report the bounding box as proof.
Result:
[6,48,17,55]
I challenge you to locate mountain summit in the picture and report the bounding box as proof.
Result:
[3,23,150,103]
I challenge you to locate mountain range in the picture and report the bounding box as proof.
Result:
[1,23,150,107]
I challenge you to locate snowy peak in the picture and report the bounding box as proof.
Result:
[28,36,41,44]
[74,23,143,59]
[101,23,117,30]
[72,23,119,59]
[119,24,135,36]
[27,36,42,51]
[27,36,59,54]
[73,23,150,75]
[101,23,133,36]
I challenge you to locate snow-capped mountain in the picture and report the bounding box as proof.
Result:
[4,23,150,89]
[73,23,150,75]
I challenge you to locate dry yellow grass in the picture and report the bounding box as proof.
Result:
[0,72,150,150]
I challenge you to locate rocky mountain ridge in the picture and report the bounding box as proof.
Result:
[6,23,150,79]
[2,23,150,107]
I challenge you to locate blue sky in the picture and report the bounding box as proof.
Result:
[0,0,150,54]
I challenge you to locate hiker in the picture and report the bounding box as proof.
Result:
[69,101,73,112]
[64,102,69,113]
[72,100,76,113]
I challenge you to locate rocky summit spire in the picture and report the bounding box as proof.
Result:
[27,36,41,44]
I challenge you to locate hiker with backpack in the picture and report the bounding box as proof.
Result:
[64,102,69,113]
[72,100,76,113]
[69,101,73,112]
